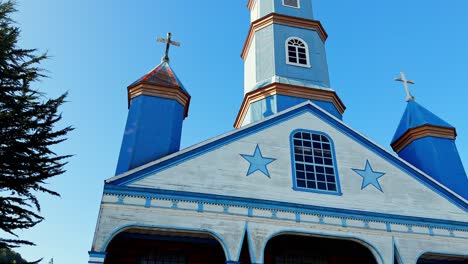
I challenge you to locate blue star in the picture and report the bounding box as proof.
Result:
[240,145,276,178]
[352,160,386,192]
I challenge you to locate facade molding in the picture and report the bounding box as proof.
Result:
[234,83,345,128]
[103,185,468,234]
[127,83,191,118]
[241,13,328,60]
[99,222,232,260]
[391,125,457,153]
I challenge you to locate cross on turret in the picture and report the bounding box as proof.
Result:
[395,72,415,102]
[157,32,180,63]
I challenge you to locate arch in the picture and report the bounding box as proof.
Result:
[290,129,342,195]
[285,37,311,67]
[100,223,232,261]
[260,230,384,264]
[415,250,468,264]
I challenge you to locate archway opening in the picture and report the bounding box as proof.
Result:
[104,228,226,264]
[417,253,467,264]
[264,234,377,264]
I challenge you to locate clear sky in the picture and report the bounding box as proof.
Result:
[10,0,468,263]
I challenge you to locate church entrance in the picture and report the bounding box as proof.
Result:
[417,252,468,264]
[104,228,226,264]
[263,234,377,264]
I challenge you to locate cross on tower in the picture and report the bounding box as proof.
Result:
[395,72,415,102]
[157,32,180,63]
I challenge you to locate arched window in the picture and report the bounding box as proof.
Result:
[283,0,300,8]
[285,37,310,67]
[291,130,341,194]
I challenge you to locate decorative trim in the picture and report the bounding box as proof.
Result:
[241,13,328,60]
[391,125,457,153]
[240,144,276,178]
[88,251,106,264]
[247,0,256,10]
[259,230,384,263]
[352,160,386,193]
[100,223,232,259]
[103,185,468,233]
[234,83,345,128]
[127,83,191,118]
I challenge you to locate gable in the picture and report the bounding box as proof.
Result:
[107,103,467,222]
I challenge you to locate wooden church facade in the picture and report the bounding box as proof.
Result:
[89,0,468,263]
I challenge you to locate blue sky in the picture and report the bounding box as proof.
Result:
[10,0,468,262]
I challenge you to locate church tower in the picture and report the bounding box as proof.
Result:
[235,0,345,128]
[391,73,467,199]
[115,33,190,175]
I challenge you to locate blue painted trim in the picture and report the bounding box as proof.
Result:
[341,218,347,227]
[415,250,468,264]
[240,144,276,178]
[245,222,257,264]
[392,237,405,264]
[260,230,384,263]
[234,223,248,262]
[289,129,343,196]
[352,160,386,193]
[100,223,232,260]
[88,251,106,258]
[103,185,468,232]
[109,103,467,211]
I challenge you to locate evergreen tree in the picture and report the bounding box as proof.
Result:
[0,247,28,263]
[0,0,73,249]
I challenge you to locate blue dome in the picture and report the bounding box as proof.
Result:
[392,101,453,143]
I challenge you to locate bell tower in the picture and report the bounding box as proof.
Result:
[235,0,345,128]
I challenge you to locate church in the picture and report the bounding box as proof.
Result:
[88,0,468,263]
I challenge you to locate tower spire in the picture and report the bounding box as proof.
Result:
[395,72,415,102]
[157,32,181,63]
[115,35,190,175]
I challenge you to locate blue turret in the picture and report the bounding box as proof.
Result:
[235,0,345,128]
[391,100,468,199]
[115,57,190,175]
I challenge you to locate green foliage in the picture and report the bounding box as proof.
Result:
[0,247,30,264]
[0,0,73,250]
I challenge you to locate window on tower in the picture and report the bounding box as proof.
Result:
[283,0,300,8]
[286,37,310,67]
[291,130,341,195]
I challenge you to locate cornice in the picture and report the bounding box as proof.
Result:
[391,125,457,153]
[127,83,191,118]
[234,83,345,128]
[241,13,328,60]
[247,0,256,10]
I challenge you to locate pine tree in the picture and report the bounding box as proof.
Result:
[0,0,73,249]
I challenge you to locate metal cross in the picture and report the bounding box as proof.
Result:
[395,72,415,102]
[157,32,180,63]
